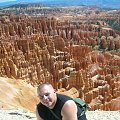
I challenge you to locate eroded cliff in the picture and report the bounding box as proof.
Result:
[0,15,120,111]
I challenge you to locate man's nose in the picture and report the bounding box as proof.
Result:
[43,95,48,100]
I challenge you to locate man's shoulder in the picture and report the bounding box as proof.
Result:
[57,93,73,105]
[37,102,50,116]
[37,102,46,109]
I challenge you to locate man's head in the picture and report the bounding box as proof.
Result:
[37,83,57,108]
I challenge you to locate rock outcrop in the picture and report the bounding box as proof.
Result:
[0,77,38,112]
[0,15,120,111]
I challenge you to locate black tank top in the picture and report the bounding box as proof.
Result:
[37,94,82,120]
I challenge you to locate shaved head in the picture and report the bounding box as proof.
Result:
[37,83,54,92]
[37,83,57,108]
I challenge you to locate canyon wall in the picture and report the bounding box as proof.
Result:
[0,15,120,111]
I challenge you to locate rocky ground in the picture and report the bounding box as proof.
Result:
[86,110,120,120]
[0,108,36,120]
[0,108,120,120]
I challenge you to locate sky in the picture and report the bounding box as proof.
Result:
[0,0,47,3]
[0,0,120,8]
[0,0,120,3]
[0,0,17,3]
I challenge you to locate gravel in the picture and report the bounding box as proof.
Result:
[0,108,120,120]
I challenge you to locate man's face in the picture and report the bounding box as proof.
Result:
[37,85,56,108]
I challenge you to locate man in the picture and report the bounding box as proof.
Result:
[36,83,87,120]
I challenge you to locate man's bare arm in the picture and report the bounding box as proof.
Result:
[61,100,78,120]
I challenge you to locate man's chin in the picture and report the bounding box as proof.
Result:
[46,103,54,108]
[44,102,51,107]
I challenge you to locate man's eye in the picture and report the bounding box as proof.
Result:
[45,93,50,96]
[39,93,50,99]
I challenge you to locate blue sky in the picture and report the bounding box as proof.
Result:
[0,0,17,2]
[0,0,48,3]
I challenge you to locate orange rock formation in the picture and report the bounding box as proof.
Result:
[0,15,120,111]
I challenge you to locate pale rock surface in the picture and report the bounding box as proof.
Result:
[0,108,36,120]
[86,110,120,120]
[0,77,39,112]
[0,108,120,120]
